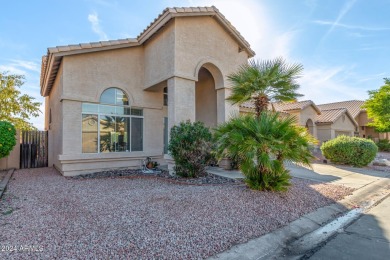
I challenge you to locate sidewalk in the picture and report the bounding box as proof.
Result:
[208,163,390,189]
[207,163,390,260]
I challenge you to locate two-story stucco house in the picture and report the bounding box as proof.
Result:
[40,6,255,176]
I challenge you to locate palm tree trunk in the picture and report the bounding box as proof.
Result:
[254,95,269,117]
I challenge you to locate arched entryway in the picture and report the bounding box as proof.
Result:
[195,67,218,128]
[305,119,314,136]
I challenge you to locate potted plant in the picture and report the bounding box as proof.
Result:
[145,157,154,169]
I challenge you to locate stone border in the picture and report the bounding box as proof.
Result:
[208,177,390,260]
[68,174,245,187]
[0,168,15,199]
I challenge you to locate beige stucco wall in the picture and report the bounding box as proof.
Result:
[174,16,248,81]
[298,106,318,139]
[62,47,154,106]
[195,68,217,127]
[356,111,383,139]
[0,131,20,170]
[174,16,247,122]
[316,114,356,143]
[144,20,176,88]
[46,15,254,176]
[286,111,300,125]
[47,63,63,169]
[357,111,369,126]
[53,47,166,175]
[316,125,332,143]
[298,106,318,126]
[332,114,356,134]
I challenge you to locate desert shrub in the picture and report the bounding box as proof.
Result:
[168,121,213,178]
[376,139,390,152]
[214,112,316,191]
[321,135,377,167]
[0,121,17,158]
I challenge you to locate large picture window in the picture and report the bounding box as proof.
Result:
[81,88,143,153]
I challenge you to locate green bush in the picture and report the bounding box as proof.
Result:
[0,121,17,158]
[168,121,213,178]
[214,112,316,191]
[376,139,390,152]
[321,135,377,167]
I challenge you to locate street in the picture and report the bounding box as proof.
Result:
[308,195,390,260]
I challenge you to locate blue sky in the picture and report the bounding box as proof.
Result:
[1,0,389,129]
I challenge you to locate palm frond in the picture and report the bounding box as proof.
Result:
[227,57,304,112]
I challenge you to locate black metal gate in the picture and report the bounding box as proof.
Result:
[20,131,48,168]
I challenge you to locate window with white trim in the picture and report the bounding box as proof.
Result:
[81,88,143,153]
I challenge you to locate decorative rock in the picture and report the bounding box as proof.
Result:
[372,158,390,167]
[0,168,354,259]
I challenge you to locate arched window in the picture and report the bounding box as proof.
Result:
[100,88,129,106]
[81,88,143,153]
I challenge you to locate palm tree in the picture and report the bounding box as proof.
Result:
[214,112,316,191]
[227,58,304,117]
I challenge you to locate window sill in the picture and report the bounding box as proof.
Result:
[59,150,162,162]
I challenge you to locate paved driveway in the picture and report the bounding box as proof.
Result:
[209,163,390,189]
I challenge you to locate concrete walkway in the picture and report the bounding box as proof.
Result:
[308,195,390,260]
[208,163,390,189]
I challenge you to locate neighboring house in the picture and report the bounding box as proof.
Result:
[317,100,390,141]
[40,6,255,176]
[315,108,358,142]
[240,100,358,143]
[241,99,390,143]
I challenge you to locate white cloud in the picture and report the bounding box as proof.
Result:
[298,66,368,103]
[314,20,390,31]
[0,64,27,75]
[88,12,108,40]
[0,59,40,75]
[322,0,357,39]
[9,59,40,73]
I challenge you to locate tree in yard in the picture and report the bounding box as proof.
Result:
[362,78,390,132]
[214,112,316,191]
[0,121,16,159]
[227,57,304,117]
[0,71,41,130]
[213,57,314,191]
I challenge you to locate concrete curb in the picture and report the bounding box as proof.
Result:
[0,168,15,199]
[208,177,390,260]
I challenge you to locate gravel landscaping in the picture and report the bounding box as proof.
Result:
[0,168,353,259]
[0,170,7,183]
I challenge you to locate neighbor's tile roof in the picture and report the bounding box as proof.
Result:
[240,100,321,114]
[315,108,347,124]
[317,100,365,118]
[315,108,358,127]
[271,100,320,113]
